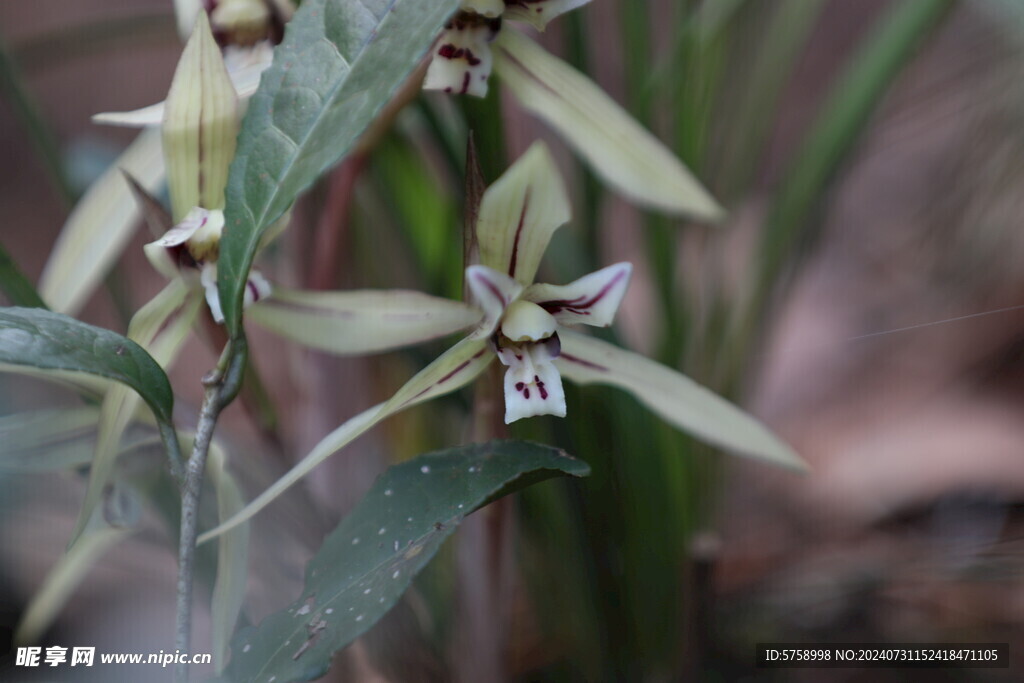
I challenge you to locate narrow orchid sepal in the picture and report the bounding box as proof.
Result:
[476,141,571,285]
[92,42,272,128]
[68,280,203,547]
[494,30,724,220]
[503,0,592,30]
[163,12,239,220]
[554,330,805,470]
[245,287,483,355]
[39,128,165,315]
[524,262,632,328]
[198,337,493,543]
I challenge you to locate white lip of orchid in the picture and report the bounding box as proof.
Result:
[496,334,566,423]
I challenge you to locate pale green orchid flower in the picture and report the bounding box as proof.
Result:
[70,11,478,550]
[38,0,289,316]
[424,1,722,219]
[199,141,801,544]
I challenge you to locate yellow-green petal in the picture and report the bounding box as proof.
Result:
[247,287,482,355]
[68,281,202,548]
[476,141,571,285]
[163,12,239,220]
[39,128,164,315]
[495,30,723,219]
[198,337,493,543]
[555,330,804,469]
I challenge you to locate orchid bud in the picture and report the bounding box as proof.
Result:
[211,0,272,46]
[163,11,239,222]
[463,0,504,17]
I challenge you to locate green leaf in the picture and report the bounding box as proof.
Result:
[0,240,47,309]
[0,307,173,423]
[217,0,460,336]
[219,440,589,683]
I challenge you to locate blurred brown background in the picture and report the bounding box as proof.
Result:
[4,0,1024,681]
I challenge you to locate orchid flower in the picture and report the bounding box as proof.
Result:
[93,0,287,129]
[144,12,272,325]
[424,1,722,219]
[38,0,291,316]
[199,141,801,544]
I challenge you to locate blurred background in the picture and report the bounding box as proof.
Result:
[2,0,1024,680]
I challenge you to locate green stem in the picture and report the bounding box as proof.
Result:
[459,87,505,182]
[174,338,247,683]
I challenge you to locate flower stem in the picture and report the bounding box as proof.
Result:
[174,338,247,683]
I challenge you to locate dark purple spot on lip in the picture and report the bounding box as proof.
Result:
[535,375,548,399]
[523,387,530,399]
[515,382,525,391]
[460,71,471,94]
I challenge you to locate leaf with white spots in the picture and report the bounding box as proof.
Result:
[217,440,589,683]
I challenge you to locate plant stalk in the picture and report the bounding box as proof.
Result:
[174,338,247,683]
